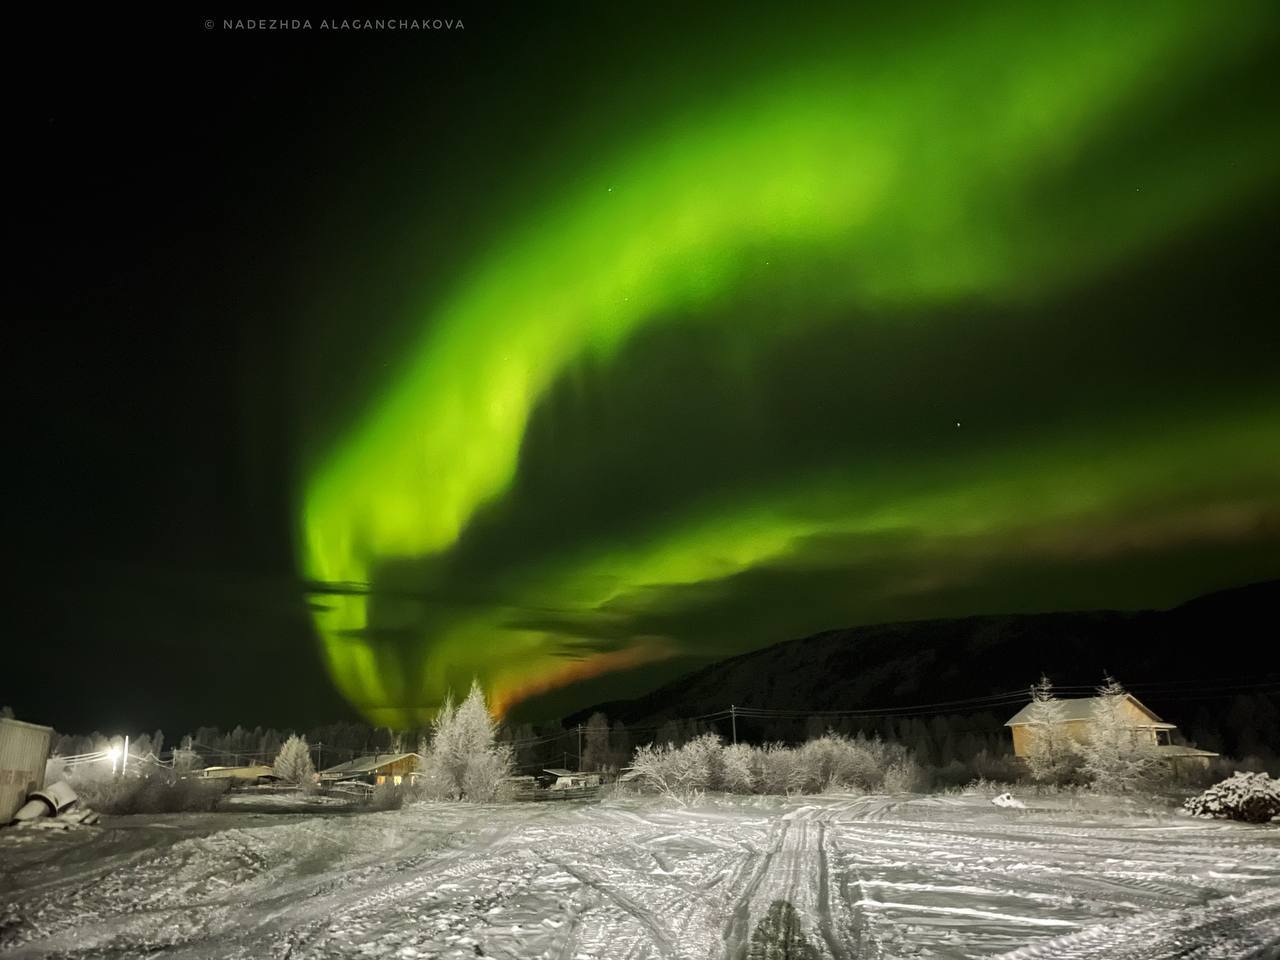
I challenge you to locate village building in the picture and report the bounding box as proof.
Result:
[0,717,54,823]
[542,768,601,790]
[320,752,420,786]
[1005,693,1218,773]
[196,764,279,784]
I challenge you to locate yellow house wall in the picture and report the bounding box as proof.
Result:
[371,755,420,784]
[1010,699,1166,758]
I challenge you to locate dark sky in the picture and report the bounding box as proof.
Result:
[10,5,1280,737]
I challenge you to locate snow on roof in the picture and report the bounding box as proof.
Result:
[543,768,575,777]
[198,764,277,779]
[1005,694,1171,727]
[320,752,420,776]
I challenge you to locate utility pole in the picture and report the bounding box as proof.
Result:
[577,724,582,770]
[730,705,737,745]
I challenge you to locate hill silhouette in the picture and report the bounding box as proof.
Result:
[571,580,1279,729]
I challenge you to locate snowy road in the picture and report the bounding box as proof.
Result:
[2,793,1278,959]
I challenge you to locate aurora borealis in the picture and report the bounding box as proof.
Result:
[295,1,1280,727]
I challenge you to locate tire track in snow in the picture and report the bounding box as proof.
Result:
[722,819,787,959]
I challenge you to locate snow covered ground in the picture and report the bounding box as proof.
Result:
[1,791,1278,959]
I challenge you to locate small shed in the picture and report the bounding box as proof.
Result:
[1152,744,1220,776]
[543,768,601,790]
[320,752,421,786]
[1,718,54,824]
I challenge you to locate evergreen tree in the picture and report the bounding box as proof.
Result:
[1080,675,1159,792]
[420,679,512,801]
[1024,674,1080,783]
[274,734,317,788]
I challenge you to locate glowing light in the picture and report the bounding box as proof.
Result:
[299,1,1280,725]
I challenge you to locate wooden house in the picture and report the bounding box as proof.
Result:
[320,752,421,786]
[1005,694,1217,771]
[197,764,279,784]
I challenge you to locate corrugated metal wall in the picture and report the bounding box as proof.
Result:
[0,718,54,823]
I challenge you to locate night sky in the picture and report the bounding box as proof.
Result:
[11,4,1280,736]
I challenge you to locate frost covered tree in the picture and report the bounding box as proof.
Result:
[1023,674,1080,784]
[274,734,317,788]
[420,680,513,801]
[722,743,755,793]
[1080,675,1160,792]
[630,733,724,802]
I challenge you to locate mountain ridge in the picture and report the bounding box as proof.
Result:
[568,579,1279,727]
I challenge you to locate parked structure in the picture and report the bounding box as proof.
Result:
[197,764,279,783]
[1005,694,1217,771]
[504,768,602,801]
[1,718,54,823]
[543,768,601,790]
[320,752,421,785]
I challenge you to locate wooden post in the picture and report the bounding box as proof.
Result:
[731,705,737,745]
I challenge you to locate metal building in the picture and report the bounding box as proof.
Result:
[1,717,54,823]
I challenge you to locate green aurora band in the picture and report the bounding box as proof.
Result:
[300,1,1280,726]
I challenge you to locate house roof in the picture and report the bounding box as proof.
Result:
[199,764,276,779]
[1006,694,1172,727]
[320,752,421,777]
[543,768,576,777]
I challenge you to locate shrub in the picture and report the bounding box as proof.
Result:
[630,731,921,798]
[721,743,755,793]
[793,733,908,792]
[1183,772,1280,824]
[630,734,724,802]
[754,743,803,795]
[366,781,407,811]
[883,756,925,793]
[69,770,229,815]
